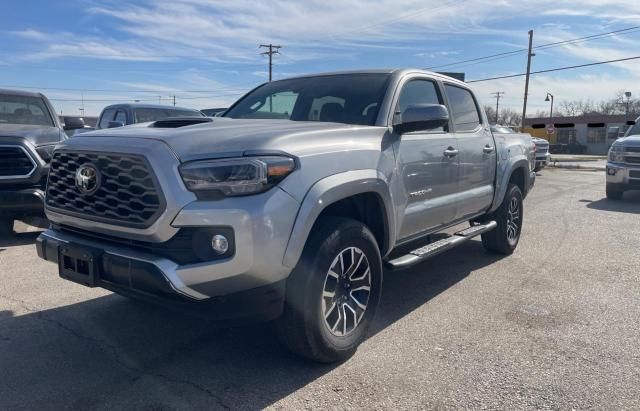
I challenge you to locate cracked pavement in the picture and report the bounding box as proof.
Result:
[1,169,639,409]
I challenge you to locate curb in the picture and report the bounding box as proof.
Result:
[548,163,605,172]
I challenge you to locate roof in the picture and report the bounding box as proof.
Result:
[0,88,44,98]
[275,68,468,86]
[101,103,201,111]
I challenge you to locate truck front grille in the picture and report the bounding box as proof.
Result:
[46,151,165,227]
[0,145,36,178]
[625,156,640,165]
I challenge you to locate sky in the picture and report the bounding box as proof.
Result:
[1,0,639,117]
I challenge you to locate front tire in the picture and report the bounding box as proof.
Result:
[606,184,624,200]
[481,184,523,255]
[0,218,14,236]
[275,217,383,363]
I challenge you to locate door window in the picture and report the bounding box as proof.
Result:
[397,79,442,113]
[99,108,116,128]
[396,79,444,131]
[114,110,127,124]
[445,85,481,132]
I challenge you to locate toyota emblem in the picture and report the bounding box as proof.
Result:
[75,164,100,195]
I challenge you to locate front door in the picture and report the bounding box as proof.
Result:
[393,78,459,240]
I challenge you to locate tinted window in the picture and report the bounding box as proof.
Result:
[225,74,390,126]
[99,108,117,129]
[626,122,640,137]
[114,110,127,124]
[397,79,441,113]
[0,95,54,126]
[133,108,202,123]
[445,85,481,132]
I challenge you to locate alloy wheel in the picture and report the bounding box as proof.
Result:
[506,196,521,245]
[321,247,372,337]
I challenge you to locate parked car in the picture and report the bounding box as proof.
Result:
[36,69,535,362]
[96,104,205,129]
[606,117,640,200]
[492,125,548,171]
[62,116,95,137]
[201,108,227,117]
[0,89,83,235]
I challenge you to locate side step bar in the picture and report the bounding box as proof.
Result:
[386,221,497,269]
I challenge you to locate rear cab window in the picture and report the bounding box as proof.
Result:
[444,84,482,132]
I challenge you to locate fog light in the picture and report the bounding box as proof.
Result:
[211,234,229,254]
[607,168,617,176]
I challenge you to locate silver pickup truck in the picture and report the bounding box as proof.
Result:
[36,69,535,362]
[606,118,640,199]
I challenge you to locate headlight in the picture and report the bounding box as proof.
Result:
[179,156,296,198]
[35,144,57,162]
[608,145,625,162]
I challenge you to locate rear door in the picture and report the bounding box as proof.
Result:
[393,77,459,240]
[443,84,496,220]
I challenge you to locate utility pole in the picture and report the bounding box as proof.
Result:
[172,95,176,107]
[491,91,504,124]
[521,30,534,130]
[259,44,281,82]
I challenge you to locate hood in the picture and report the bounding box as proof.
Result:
[0,124,63,146]
[615,135,640,146]
[68,118,383,161]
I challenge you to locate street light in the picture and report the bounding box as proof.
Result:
[545,92,554,118]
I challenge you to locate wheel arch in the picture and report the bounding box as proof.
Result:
[490,158,531,213]
[282,170,395,268]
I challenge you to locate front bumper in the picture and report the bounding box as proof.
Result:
[535,152,550,168]
[0,187,45,217]
[606,162,640,189]
[36,229,286,321]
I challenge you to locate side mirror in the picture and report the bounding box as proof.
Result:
[393,104,449,134]
[63,116,86,130]
[107,121,124,129]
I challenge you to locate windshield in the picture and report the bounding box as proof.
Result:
[626,121,640,137]
[0,94,54,127]
[224,74,391,126]
[134,108,203,123]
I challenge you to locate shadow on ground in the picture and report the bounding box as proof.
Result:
[0,231,41,249]
[0,241,504,409]
[581,190,640,214]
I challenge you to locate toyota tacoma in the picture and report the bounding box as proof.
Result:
[0,89,71,235]
[37,70,535,362]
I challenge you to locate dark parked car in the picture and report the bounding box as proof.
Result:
[96,104,205,129]
[0,89,82,234]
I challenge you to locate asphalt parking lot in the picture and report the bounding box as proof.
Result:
[1,169,639,410]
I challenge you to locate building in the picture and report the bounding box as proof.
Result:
[523,114,636,155]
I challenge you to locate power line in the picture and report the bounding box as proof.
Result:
[490,91,504,123]
[426,25,640,70]
[0,82,256,94]
[259,44,281,82]
[467,55,640,83]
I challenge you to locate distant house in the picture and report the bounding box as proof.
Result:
[523,114,636,155]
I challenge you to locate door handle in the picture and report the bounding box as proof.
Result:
[443,147,459,157]
[483,145,495,154]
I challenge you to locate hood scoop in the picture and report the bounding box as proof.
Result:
[151,116,213,128]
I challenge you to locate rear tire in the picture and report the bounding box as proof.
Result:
[481,184,523,255]
[275,217,383,363]
[606,184,624,200]
[0,218,14,236]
